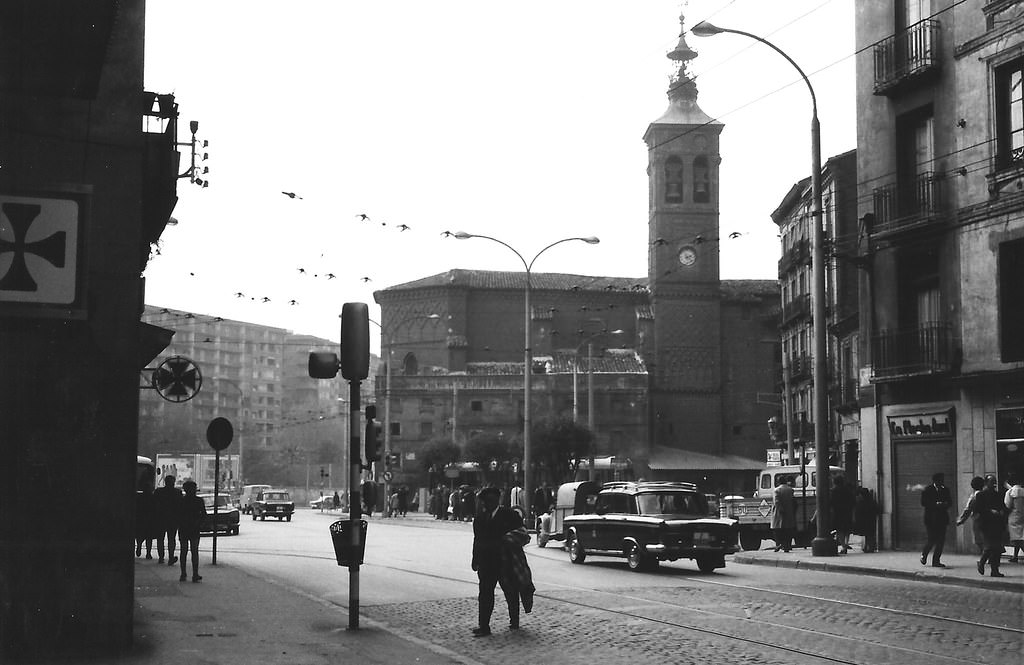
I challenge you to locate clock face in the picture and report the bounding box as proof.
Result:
[678,246,697,267]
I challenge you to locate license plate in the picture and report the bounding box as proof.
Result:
[693,531,714,545]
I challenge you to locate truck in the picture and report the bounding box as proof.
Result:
[155,454,239,495]
[720,464,844,551]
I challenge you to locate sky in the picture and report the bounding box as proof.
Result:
[142,0,856,353]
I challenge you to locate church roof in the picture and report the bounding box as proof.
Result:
[380,269,647,294]
[379,270,777,302]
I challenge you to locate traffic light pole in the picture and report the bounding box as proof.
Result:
[347,378,362,629]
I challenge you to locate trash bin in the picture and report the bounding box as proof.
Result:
[330,519,368,566]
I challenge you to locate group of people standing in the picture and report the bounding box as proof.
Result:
[771,474,879,553]
[135,475,207,582]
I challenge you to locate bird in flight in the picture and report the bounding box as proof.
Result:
[289,299,299,305]
[356,213,370,221]
[298,268,306,274]
[234,292,244,298]
[326,273,336,279]
[282,192,302,199]
[360,276,372,283]
[728,231,744,239]
[397,224,410,232]
[261,297,271,303]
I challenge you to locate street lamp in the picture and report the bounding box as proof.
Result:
[451,231,599,523]
[692,21,834,556]
[571,329,624,480]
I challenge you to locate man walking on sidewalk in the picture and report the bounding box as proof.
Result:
[920,472,952,567]
[975,474,1007,577]
[471,486,523,637]
[152,474,181,566]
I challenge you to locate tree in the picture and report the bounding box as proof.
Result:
[532,416,593,485]
[463,432,514,468]
[418,438,461,474]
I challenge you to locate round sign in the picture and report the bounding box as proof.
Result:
[152,356,202,403]
[206,417,234,451]
[382,471,393,482]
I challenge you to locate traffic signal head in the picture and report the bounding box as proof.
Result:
[308,352,340,379]
[364,417,382,463]
[341,302,370,380]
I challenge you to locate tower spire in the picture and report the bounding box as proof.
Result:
[667,14,699,103]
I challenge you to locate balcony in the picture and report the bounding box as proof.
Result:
[871,322,958,381]
[778,239,810,274]
[873,20,941,96]
[782,294,811,325]
[871,171,946,241]
[787,354,813,382]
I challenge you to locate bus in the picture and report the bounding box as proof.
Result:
[136,456,156,494]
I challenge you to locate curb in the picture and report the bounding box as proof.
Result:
[732,554,1021,592]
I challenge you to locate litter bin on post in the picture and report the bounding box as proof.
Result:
[330,519,368,566]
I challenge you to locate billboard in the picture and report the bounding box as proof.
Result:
[155,453,239,492]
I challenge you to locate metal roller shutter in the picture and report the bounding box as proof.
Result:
[892,440,956,550]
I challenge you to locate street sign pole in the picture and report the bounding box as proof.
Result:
[348,378,362,629]
[206,417,233,566]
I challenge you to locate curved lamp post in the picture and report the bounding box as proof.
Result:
[692,21,833,556]
[451,231,599,522]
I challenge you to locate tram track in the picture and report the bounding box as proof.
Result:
[213,544,1020,665]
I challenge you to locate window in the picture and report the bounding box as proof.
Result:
[664,156,683,203]
[999,237,1024,361]
[470,400,483,412]
[996,56,1024,170]
[389,422,401,436]
[693,155,710,203]
[420,421,433,437]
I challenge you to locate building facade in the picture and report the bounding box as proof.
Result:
[855,0,1024,551]
[772,150,861,479]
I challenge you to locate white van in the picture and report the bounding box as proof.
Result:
[240,484,271,514]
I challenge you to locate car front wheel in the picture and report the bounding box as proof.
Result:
[286,515,292,522]
[696,555,722,573]
[567,531,586,564]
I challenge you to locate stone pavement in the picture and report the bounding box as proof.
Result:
[20,511,1020,664]
[734,541,1024,593]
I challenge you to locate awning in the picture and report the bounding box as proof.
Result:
[646,445,764,471]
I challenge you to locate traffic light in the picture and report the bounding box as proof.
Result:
[385,452,400,471]
[364,405,382,463]
[341,302,369,380]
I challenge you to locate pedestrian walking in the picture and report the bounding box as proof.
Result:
[975,474,1007,577]
[177,480,207,583]
[333,491,341,511]
[852,487,880,553]
[135,487,155,560]
[920,472,952,567]
[955,476,986,553]
[152,474,181,565]
[471,486,524,637]
[1004,472,1024,562]
[771,477,796,552]
[831,475,855,554]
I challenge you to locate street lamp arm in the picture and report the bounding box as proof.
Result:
[691,22,817,115]
[453,232,528,271]
[527,236,600,273]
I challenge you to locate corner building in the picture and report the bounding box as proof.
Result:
[855,1,1024,551]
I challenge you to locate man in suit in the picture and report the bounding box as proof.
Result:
[920,472,952,567]
[471,486,523,636]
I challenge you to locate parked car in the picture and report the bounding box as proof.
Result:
[562,481,738,573]
[252,489,295,521]
[240,484,272,515]
[199,493,240,536]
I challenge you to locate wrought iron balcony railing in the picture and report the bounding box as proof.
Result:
[871,171,945,239]
[781,294,811,325]
[778,239,810,275]
[871,322,956,380]
[873,20,941,95]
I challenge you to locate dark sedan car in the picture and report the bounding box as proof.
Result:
[199,493,240,536]
[562,481,737,573]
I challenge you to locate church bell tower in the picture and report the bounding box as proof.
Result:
[643,16,725,452]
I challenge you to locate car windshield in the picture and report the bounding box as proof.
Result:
[202,495,230,508]
[266,492,289,501]
[636,492,706,516]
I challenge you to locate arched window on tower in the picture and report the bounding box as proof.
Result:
[693,155,710,203]
[664,156,684,203]
[401,352,419,376]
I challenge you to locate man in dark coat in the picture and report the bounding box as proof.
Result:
[471,486,523,636]
[177,480,207,583]
[152,474,182,565]
[920,472,952,567]
[974,474,1007,577]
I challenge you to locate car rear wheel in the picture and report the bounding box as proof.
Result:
[696,555,722,573]
[626,544,655,571]
[567,531,586,564]
[739,531,762,551]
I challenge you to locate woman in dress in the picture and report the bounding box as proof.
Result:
[1004,472,1024,563]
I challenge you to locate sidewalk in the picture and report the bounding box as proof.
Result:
[733,543,1024,593]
